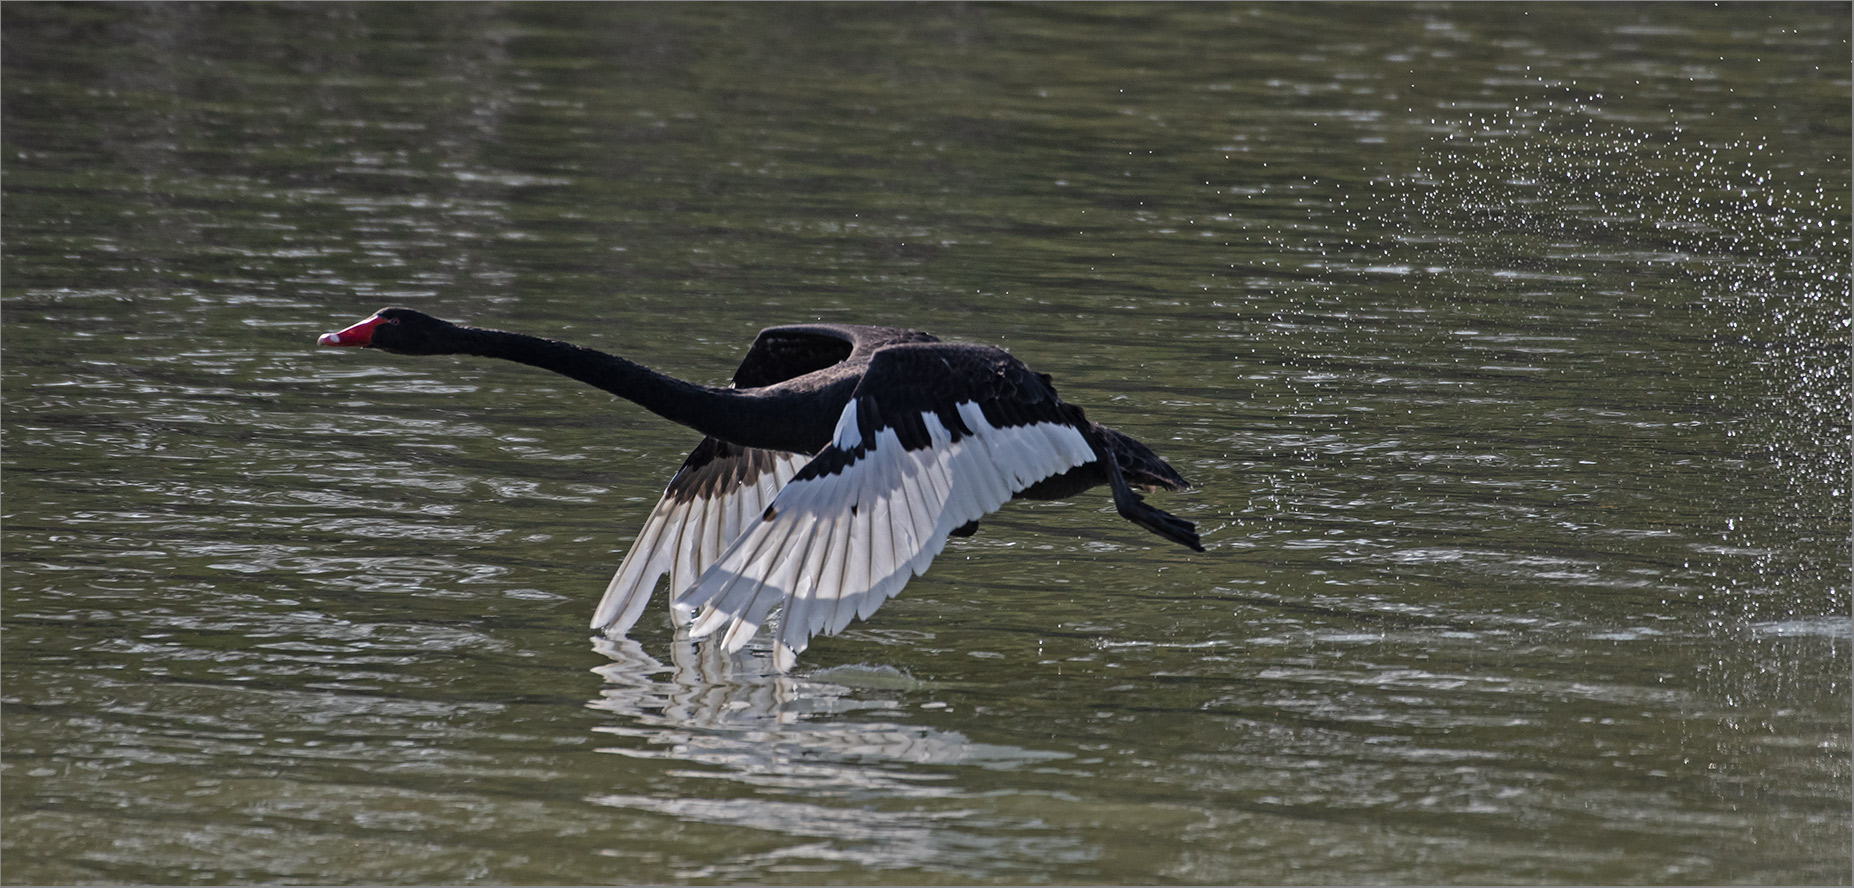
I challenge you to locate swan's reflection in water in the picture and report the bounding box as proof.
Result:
[584,637,1085,876]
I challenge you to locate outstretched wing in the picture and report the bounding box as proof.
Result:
[675,342,1100,671]
[591,326,875,636]
[591,438,809,635]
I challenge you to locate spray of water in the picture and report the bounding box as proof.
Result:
[1389,93,1850,623]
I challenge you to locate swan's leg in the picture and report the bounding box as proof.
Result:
[1081,424,1203,552]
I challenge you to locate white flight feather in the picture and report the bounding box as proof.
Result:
[678,401,1094,669]
[591,449,809,635]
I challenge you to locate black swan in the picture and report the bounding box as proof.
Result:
[319,308,1201,669]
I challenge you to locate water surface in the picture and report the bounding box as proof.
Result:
[3,3,1849,884]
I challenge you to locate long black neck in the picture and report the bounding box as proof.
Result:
[447,325,842,454]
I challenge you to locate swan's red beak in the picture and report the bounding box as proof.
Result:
[318,314,386,347]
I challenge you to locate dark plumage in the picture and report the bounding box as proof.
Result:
[320,307,1200,669]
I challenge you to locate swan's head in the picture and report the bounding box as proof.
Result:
[318,308,459,355]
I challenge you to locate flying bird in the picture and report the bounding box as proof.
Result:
[319,308,1201,669]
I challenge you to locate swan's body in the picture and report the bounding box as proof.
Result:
[320,308,1200,669]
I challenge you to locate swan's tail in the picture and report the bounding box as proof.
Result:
[1093,422,1192,492]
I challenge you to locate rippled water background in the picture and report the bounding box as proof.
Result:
[3,3,1849,884]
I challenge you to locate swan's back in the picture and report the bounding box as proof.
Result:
[733,324,938,389]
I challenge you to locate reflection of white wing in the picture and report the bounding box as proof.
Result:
[592,443,809,636]
[680,398,1095,671]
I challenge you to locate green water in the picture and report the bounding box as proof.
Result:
[4,3,1848,884]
